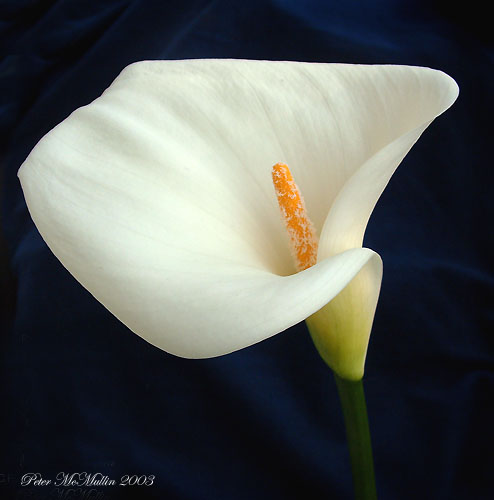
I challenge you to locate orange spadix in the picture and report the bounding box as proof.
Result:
[271,163,318,271]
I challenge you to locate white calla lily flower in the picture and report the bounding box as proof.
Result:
[18,59,458,380]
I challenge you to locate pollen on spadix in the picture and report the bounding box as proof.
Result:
[271,163,318,271]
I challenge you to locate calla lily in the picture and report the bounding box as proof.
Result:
[18,59,458,381]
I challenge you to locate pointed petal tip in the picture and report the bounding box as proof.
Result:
[424,65,460,108]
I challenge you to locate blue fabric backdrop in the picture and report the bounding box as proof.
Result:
[1,1,492,499]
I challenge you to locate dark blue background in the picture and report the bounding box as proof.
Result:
[1,1,492,499]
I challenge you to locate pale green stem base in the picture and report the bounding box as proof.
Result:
[334,373,377,500]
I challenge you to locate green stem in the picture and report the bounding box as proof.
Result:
[334,373,377,500]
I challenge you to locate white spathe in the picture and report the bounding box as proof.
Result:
[18,60,458,378]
